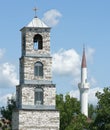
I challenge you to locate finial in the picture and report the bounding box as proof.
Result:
[33,7,38,17]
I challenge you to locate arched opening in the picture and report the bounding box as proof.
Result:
[35,88,43,105]
[34,62,43,77]
[33,34,43,50]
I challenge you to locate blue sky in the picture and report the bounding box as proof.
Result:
[0,0,110,106]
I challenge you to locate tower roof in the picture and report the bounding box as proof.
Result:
[26,17,49,28]
[81,47,87,68]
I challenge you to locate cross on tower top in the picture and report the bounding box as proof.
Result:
[33,7,38,17]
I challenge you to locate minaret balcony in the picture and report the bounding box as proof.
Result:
[78,82,90,90]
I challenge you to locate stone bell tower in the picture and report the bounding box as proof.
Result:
[12,14,60,130]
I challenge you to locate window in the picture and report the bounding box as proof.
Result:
[33,34,43,50]
[35,88,43,105]
[34,62,43,77]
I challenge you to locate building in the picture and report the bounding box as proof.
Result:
[12,14,60,130]
[78,47,90,117]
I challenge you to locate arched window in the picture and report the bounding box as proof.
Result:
[35,88,43,105]
[33,34,43,50]
[34,62,43,77]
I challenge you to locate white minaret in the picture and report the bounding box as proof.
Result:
[78,47,90,117]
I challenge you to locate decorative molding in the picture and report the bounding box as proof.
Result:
[21,105,56,110]
[24,80,53,85]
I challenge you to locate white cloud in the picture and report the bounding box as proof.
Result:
[0,48,5,59]
[52,48,80,77]
[52,47,95,86]
[0,49,18,106]
[69,87,103,105]
[0,62,18,88]
[42,9,62,27]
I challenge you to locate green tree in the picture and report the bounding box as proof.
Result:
[1,96,16,122]
[65,113,89,130]
[56,94,90,130]
[56,94,80,129]
[91,87,110,130]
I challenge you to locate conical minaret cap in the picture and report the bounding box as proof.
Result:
[81,47,87,68]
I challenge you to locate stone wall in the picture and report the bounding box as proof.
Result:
[20,56,52,84]
[16,84,56,108]
[12,109,60,130]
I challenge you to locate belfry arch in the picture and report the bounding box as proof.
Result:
[33,34,43,50]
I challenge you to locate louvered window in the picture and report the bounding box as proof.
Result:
[35,88,43,105]
[34,62,43,77]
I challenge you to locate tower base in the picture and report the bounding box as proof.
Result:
[12,109,60,130]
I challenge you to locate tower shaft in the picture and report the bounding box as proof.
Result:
[80,90,88,116]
